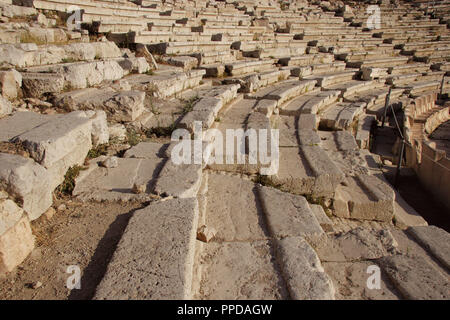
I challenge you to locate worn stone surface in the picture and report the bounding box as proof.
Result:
[0,69,19,100]
[407,226,450,270]
[0,153,52,220]
[275,236,335,300]
[95,198,199,300]
[333,174,395,222]
[11,111,92,190]
[85,110,109,146]
[153,160,202,198]
[0,200,34,274]
[55,88,145,122]
[309,204,333,232]
[124,142,166,159]
[0,111,56,141]
[195,240,288,300]
[21,72,65,97]
[0,95,12,118]
[378,254,450,300]
[258,184,324,242]
[73,156,164,202]
[204,173,267,242]
[273,147,344,197]
[323,261,401,300]
[315,227,398,262]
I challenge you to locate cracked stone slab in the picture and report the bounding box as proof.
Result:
[95,198,199,300]
[275,236,335,299]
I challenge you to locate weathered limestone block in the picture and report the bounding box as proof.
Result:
[74,143,166,202]
[11,111,91,168]
[21,72,64,97]
[63,60,125,89]
[378,254,449,300]
[275,236,335,300]
[407,226,450,270]
[0,69,20,100]
[163,55,198,71]
[0,111,54,142]
[0,199,34,274]
[309,204,333,232]
[204,173,266,242]
[323,260,400,300]
[265,80,317,106]
[63,43,97,61]
[195,240,288,299]
[333,174,394,222]
[274,146,344,198]
[298,129,321,146]
[257,185,325,243]
[361,67,388,80]
[0,95,12,118]
[153,160,203,198]
[55,88,145,122]
[95,198,199,300]
[178,97,222,132]
[254,99,277,116]
[298,113,319,130]
[0,153,53,220]
[315,227,398,262]
[27,27,67,45]
[122,142,164,160]
[90,41,122,59]
[192,97,223,115]
[85,110,109,146]
[320,102,366,130]
[201,84,240,105]
[11,111,92,190]
[116,57,150,74]
[0,43,37,67]
[1,4,36,18]
[334,131,358,151]
[200,64,225,77]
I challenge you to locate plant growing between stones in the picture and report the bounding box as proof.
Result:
[56,165,86,196]
[126,128,142,146]
[86,143,109,159]
[181,95,200,114]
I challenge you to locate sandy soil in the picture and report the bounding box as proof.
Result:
[0,198,145,300]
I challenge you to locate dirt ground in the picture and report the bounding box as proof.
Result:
[0,198,145,300]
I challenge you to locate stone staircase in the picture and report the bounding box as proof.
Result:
[0,0,449,300]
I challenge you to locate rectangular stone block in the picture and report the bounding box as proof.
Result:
[94,198,199,299]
